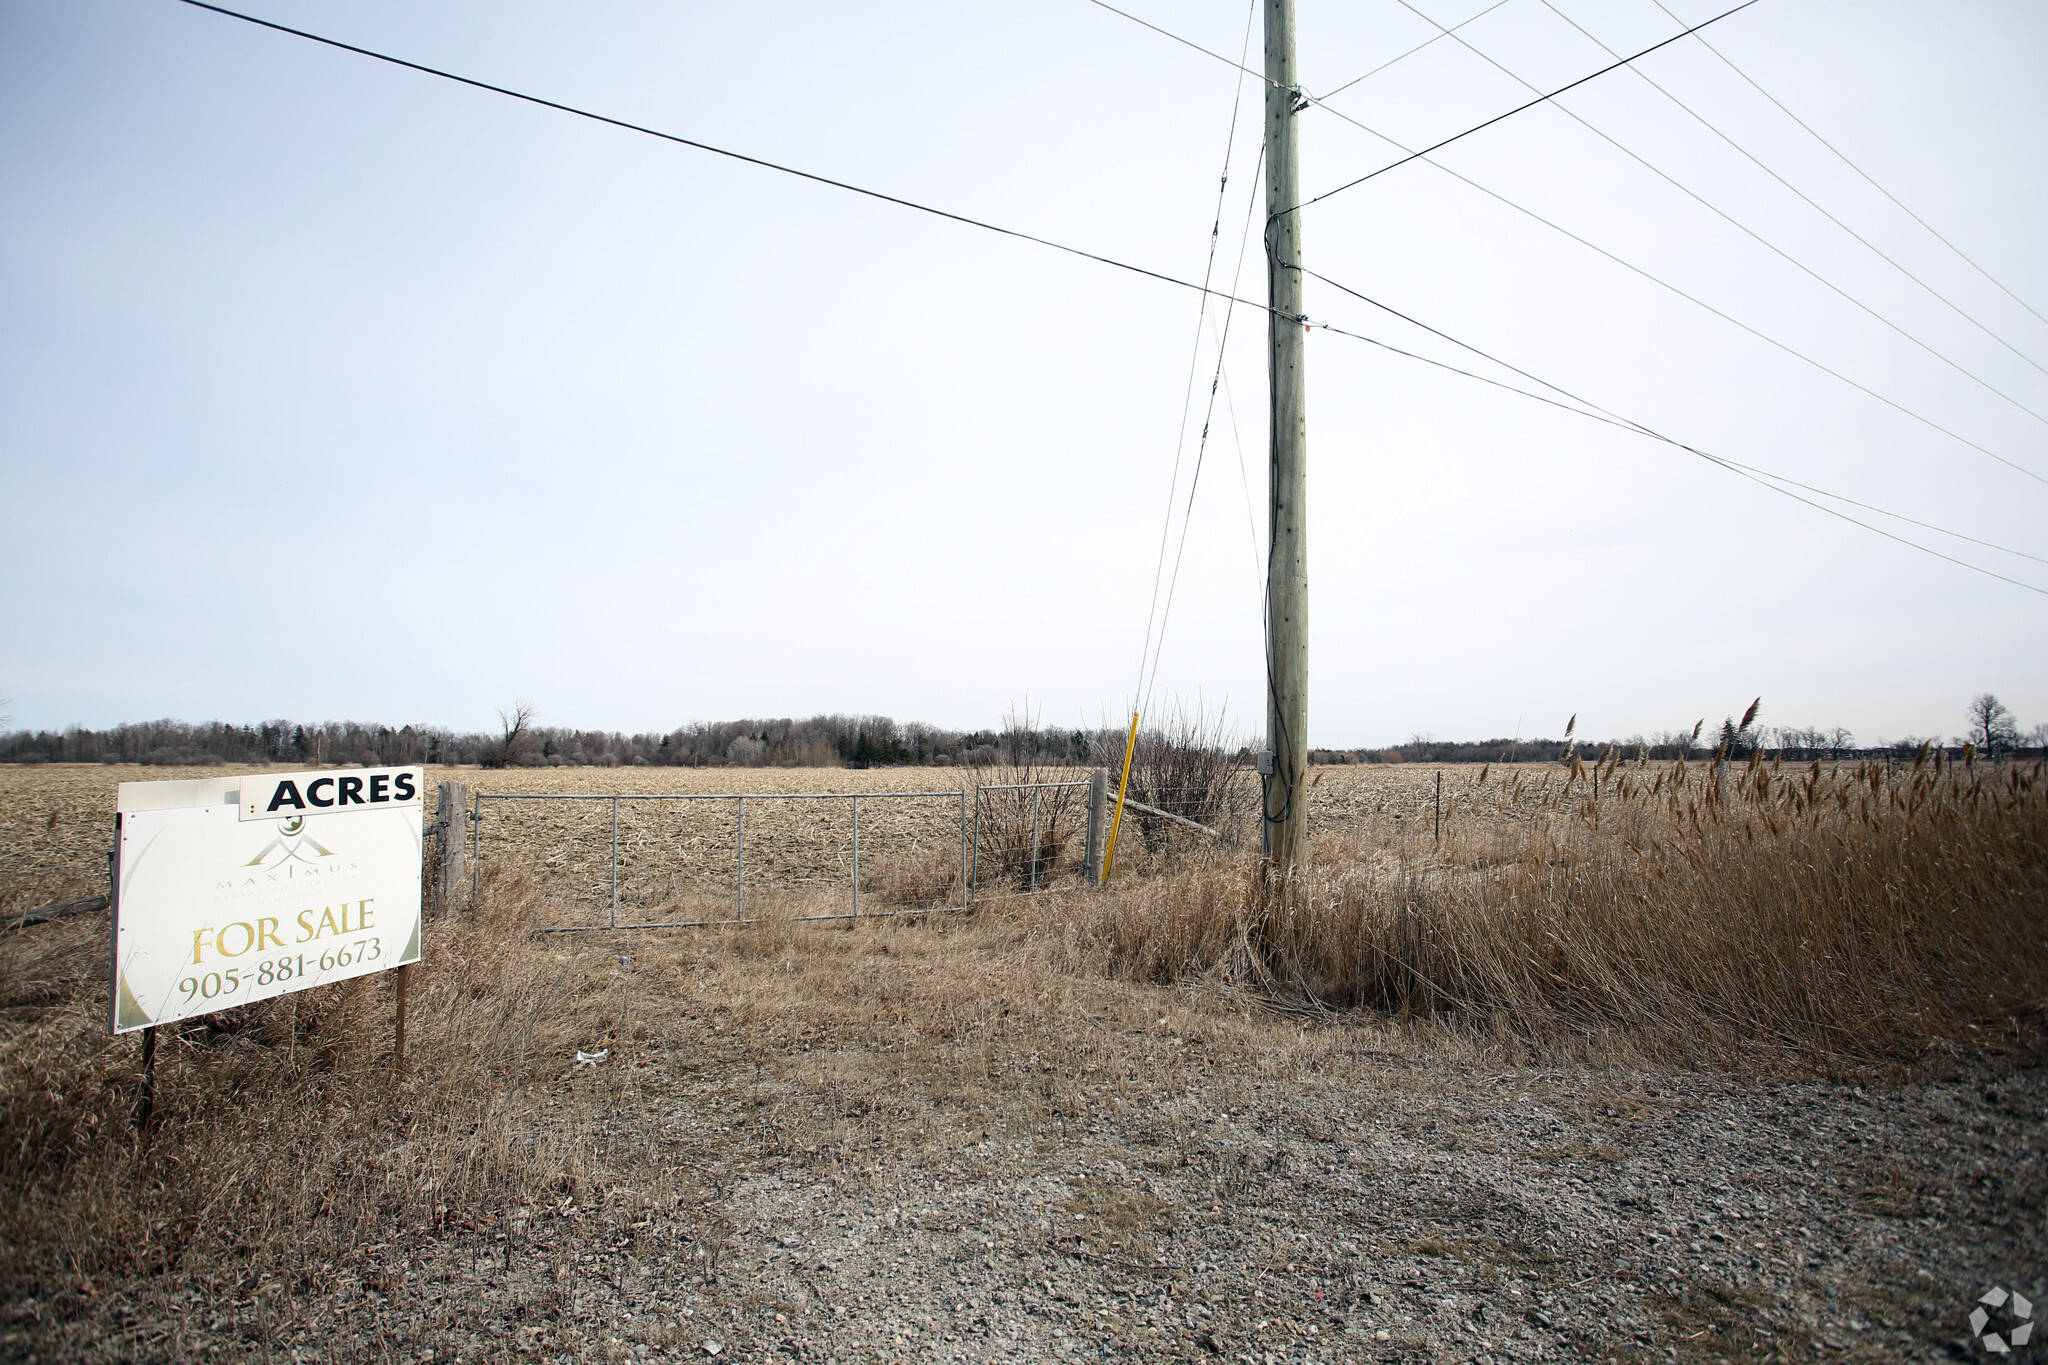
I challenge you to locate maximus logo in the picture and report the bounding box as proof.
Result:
[243,816,335,869]
[239,767,423,822]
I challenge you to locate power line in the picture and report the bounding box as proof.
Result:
[1648,0,2048,333]
[1308,265,2048,565]
[170,0,1284,318]
[1083,0,2048,485]
[1134,0,1258,717]
[1287,0,1760,213]
[1396,0,2048,427]
[1295,90,2048,486]
[1085,0,1276,92]
[1310,315,2048,595]
[1542,0,2048,379]
[1302,268,2048,593]
[1319,0,1521,101]
[169,0,2047,596]
[1148,142,1270,718]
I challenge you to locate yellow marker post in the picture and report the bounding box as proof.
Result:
[1101,711,1140,883]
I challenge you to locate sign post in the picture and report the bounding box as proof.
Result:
[111,768,425,1043]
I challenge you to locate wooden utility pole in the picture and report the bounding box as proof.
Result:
[1263,0,1309,871]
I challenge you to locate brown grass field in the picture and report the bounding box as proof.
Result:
[2,756,2043,1363]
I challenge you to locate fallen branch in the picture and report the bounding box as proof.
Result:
[1115,797,1225,841]
[7,895,109,930]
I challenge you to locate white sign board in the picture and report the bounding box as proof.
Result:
[111,768,425,1034]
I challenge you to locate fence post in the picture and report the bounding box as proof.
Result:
[851,794,860,917]
[958,788,969,911]
[1084,768,1107,883]
[969,788,981,906]
[735,795,745,920]
[435,782,467,919]
[470,790,481,903]
[610,796,620,929]
[1028,787,1042,893]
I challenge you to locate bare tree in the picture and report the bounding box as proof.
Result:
[487,701,537,769]
[1967,693,2021,759]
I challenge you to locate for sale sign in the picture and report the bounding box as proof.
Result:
[111,768,425,1033]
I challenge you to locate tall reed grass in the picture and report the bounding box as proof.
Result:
[1062,750,2048,1068]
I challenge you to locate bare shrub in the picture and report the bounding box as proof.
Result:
[970,711,1088,892]
[1094,700,1254,854]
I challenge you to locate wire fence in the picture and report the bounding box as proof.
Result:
[0,855,113,924]
[968,780,1093,902]
[471,781,1102,932]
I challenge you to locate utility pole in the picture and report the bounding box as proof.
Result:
[1263,0,1309,871]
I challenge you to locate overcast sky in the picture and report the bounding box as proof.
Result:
[3,0,2044,747]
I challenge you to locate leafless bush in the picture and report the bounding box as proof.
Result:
[969,710,1088,892]
[1093,700,1254,851]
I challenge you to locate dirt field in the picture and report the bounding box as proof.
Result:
[0,759,1566,912]
[0,761,1470,932]
[2,762,2040,1364]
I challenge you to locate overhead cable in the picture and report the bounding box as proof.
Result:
[1648,0,2048,332]
[170,0,2046,595]
[1296,96,2048,486]
[1541,0,2048,378]
[1286,0,1760,213]
[1148,143,1271,719]
[1319,0,1521,101]
[1134,0,1258,718]
[170,0,1273,314]
[1386,0,2048,427]
[1302,268,2048,592]
[1096,0,2048,485]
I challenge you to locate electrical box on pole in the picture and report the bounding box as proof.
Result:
[1263,0,1309,871]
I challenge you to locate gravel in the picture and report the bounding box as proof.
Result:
[9,1008,2037,1365]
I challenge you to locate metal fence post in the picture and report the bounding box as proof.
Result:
[1028,786,1042,893]
[851,794,860,917]
[958,788,968,911]
[969,787,980,906]
[610,796,620,928]
[735,795,745,920]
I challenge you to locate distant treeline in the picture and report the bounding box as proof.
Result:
[1313,727,2039,766]
[4,703,2038,770]
[0,714,1096,770]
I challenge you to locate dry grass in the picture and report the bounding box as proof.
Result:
[0,857,1360,1308]
[1060,751,2048,1069]
[0,863,693,1298]
[6,751,2039,1333]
